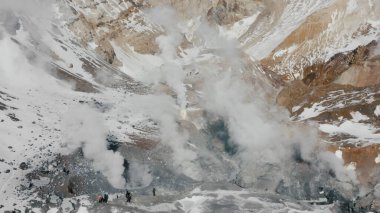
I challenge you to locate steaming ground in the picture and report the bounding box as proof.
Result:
[1,0,379,212]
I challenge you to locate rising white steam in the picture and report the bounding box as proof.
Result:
[145,6,187,109]
[0,0,53,20]
[0,0,65,93]
[0,0,358,193]
[61,105,126,189]
[119,94,200,180]
[129,5,358,187]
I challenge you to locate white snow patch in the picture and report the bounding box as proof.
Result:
[335,150,343,159]
[297,103,326,120]
[113,44,163,83]
[319,121,380,143]
[375,105,380,117]
[88,42,98,49]
[324,18,380,61]
[350,111,369,122]
[291,106,301,113]
[375,154,380,163]
[295,89,379,121]
[246,0,334,59]
[273,44,298,59]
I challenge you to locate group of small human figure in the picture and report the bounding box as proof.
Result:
[98,194,109,203]
[98,188,156,204]
[125,187,156,202]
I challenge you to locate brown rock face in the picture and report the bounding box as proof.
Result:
[50,66,100,93]
[328,145,380,186]
[95,40,118,65]
[207,0,228,25]
[67,1,160,64]
[276,80,308,112]
[335,55,380,87]
[302,41,378,87]
[277,41,380,115]
[258,0,380,81]
[275,40,380,186]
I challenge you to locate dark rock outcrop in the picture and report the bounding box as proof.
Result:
[19,162,28,170]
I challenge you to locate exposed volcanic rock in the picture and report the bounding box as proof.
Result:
[0,101,8,110]
[277,41,380,122]
[276,80,309,112]
[328,145,380,186]
[19,162,28,170]
[278,83,380,121]
[7,113,20,122]
[335,55,380,88]
[66,0,263,65]
[207,0,229,25]
[67,0,160,60]
[302,41,378,87]
[50,66,100,93]
[258,0,380,81]
[276,37,380,190]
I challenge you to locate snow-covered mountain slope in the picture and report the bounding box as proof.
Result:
[0,0,380,212]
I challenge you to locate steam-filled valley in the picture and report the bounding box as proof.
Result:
[0,0,380,212]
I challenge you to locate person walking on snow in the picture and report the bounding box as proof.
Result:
[126,190,132,203]
[103,194,109,203]
[98,195,103,203]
